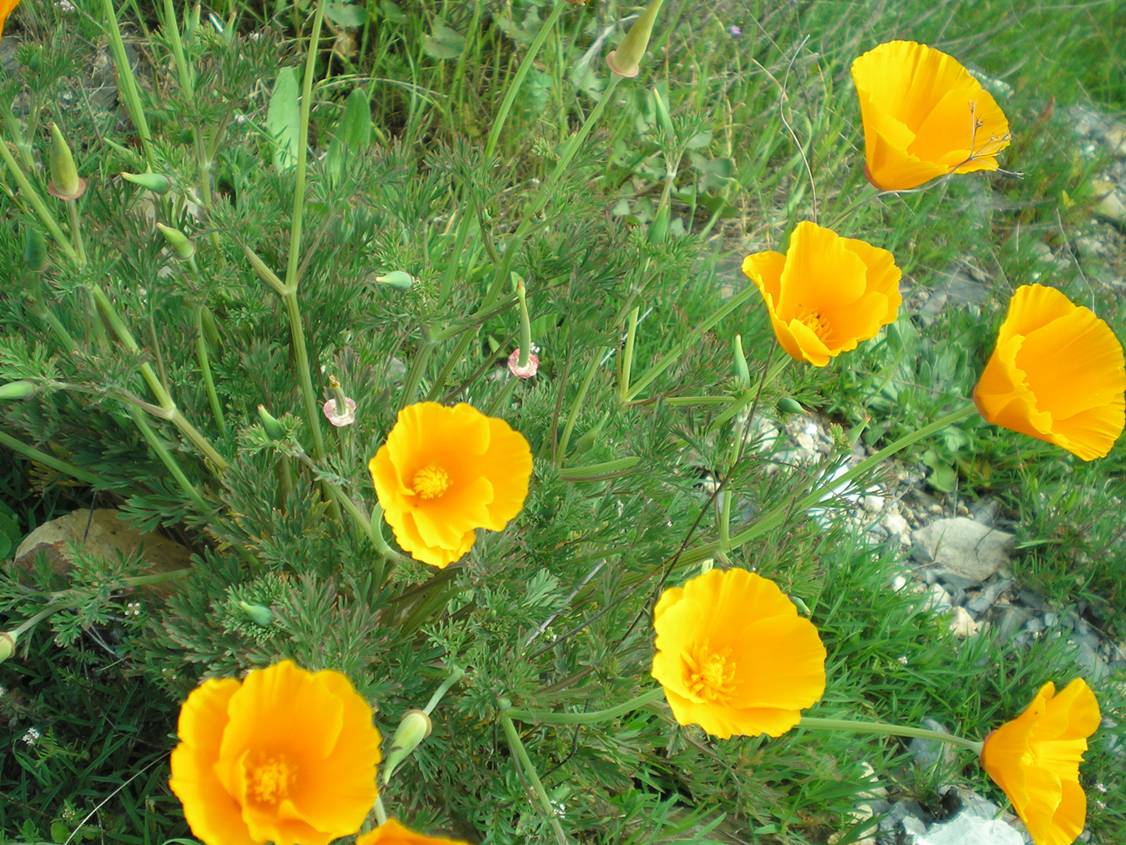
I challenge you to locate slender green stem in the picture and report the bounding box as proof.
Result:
[400,333,433,408]
[618,306,639,402]
[423,665,465,715]
[281,0,328,462]
[681,404,979,564]
[498,711,569,845]
[504,687,664,726]
[555,349,606,466]
[126,406,209,510]
[11,603,63,638]
[626,284,759,401]
[194,307,227,437]
[798,716,983,755]
[100,0,156,168]
[484,1,566,160]
[516,282,533,368]
[66,202,87,265]
[0,431,102,485]
[0,141,80,264]
[373,796,388,826]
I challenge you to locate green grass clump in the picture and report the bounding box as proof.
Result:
[1,1,1122,843]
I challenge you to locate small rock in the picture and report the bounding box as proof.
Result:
[1042,611,1058,628]
[994,606,1033,642]
[912,517,1014,584]
[909,718,956,769]
[966,578,1012,615]
[1092,178,1126,225]
[884,511,911,543]
[950,606,981,637]
[918,813,1024,845]
[1074,639,1110,681]
[12,509,191,593]
[892,574,908,592]
[927,582,952,611]
[863,494,884,513]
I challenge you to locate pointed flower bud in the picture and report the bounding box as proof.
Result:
[47,123,86,201]
[156,223,196,261]
[375,270,414,290]
[23,226,48,272]
[0,380,36,400]
[732,335,750,388]
[606,0,665,79]
[381,709,432,785]
[777,397,804,415]
[238,601,273,626]
[257,405,286,440]
[0,630,16,663]
[121,171,172,194]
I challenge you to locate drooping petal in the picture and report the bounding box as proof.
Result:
[356,818,470,845]
[169,679,256,845]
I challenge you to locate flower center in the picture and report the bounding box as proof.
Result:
[412,464,451,500]
[686,645,737,703]
[249,755,295,805]
[796,308,829,339]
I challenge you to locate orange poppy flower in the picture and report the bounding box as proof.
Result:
[981,679,1100,845]
[369,402,533,568]
[0,0,19,38]
[742,221,902,367]
[650,568,826,739]
[973,285,1125,461]
[357,819,470,845]
[169,660,381,845]
[851,40,1011,191]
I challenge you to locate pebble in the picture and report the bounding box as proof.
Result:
[909,718,956,769]
[950,606,980,638]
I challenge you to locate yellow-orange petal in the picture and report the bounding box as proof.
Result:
[651,568,826,740]
[370,402,534,567]
[981,680,1099,845]
[851,41,1010,191]
[169,678,257,845]
[356,818,470,845]
[974,285,1125,461]
[0,0,19,38]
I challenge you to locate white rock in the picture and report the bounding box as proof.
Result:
[917,813,1024,845]
[950,606,981,638]
[927,582,952,610]
[863,494,885,512]
[912,517,1014,583]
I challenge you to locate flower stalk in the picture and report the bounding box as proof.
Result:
[498,706,569,845]
[797,716,983,754]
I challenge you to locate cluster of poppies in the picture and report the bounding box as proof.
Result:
[166,38,1123,845]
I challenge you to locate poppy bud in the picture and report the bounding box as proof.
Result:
[122,171,172,194]
[606,0,665,79]
[651,87,674,137]
[777,397,804,415]
[0,381,36,400]
[732,335,750,388]
[376,270,414,290]
[23,226,48,272]
[46,123,86,201]
[238,601,273,626]
[0,631,16,663]
[257,405,286,440]
[381,708,432,785]
[156,223,196,261]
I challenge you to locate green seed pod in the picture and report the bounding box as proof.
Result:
[0,381,36,400]
[648,202,670,245]
[606,0,665,78]
[777,397,804,415]
[375,270,414,290]
[23,226,48,272]
[238,601,273,627]
[651,87,675,138]
[121,171,172,194]
[47,123,86,201]
[381,709,433,785]
[257,405,286,441]
[0,631,16,663]
[156,223,196,261]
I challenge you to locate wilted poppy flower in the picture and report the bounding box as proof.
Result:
[851,41,1011,191]
[0,0,19,38]
[981,679,1100,845]
[323,397,357,427]
[973,284,1125,461]
[650,568,826,739]
[169,660,381,845]
[368,402,533,568]
[507,347,540,379]
[742,221,902,367]
[357,819,469,845]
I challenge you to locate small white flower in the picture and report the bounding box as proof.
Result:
[22,727,41,745]
[125,601,142,618]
